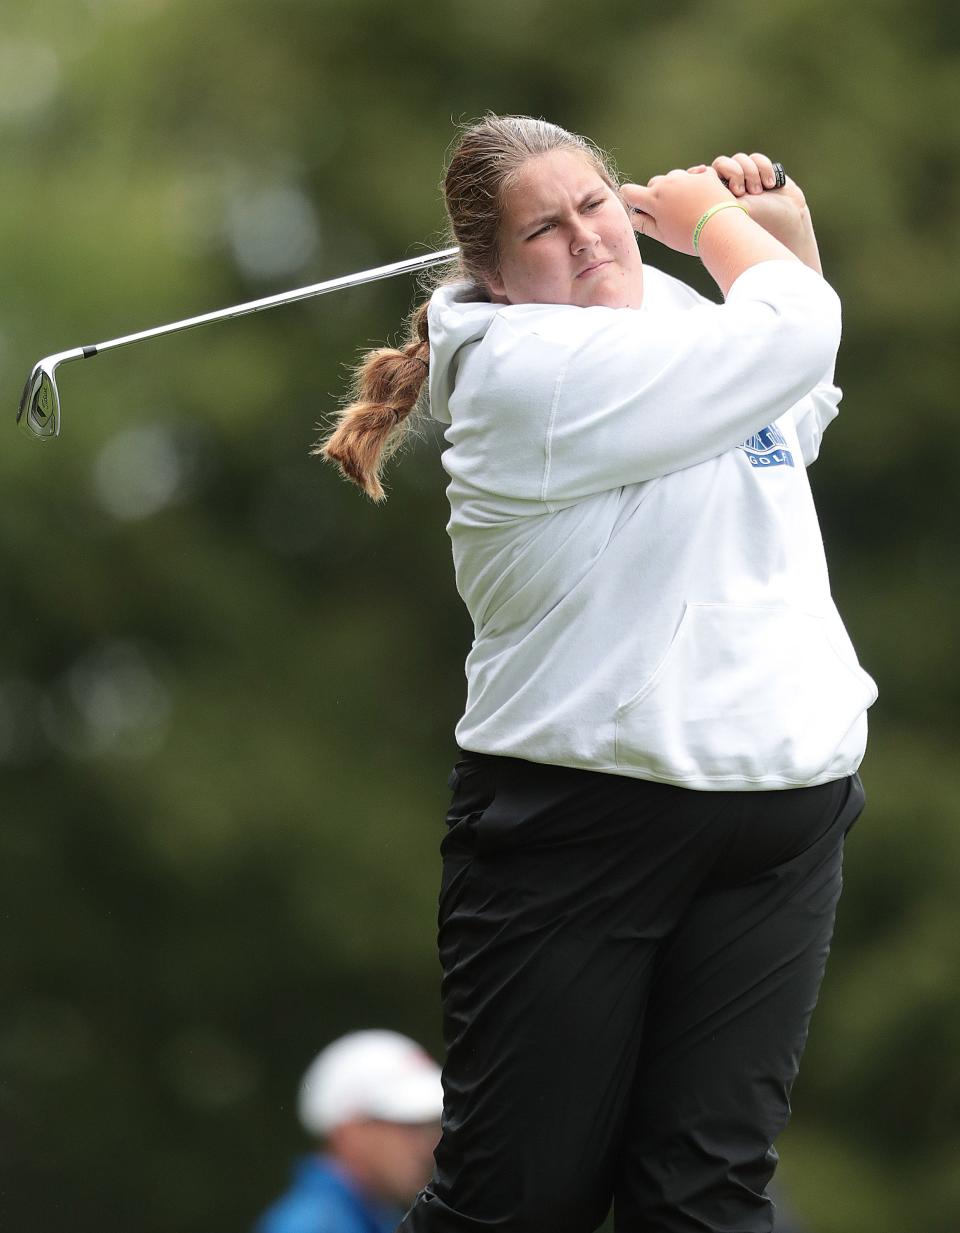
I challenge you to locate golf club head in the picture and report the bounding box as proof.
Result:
[17,358,61,441]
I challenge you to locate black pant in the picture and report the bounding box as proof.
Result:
[399,753,864,1233]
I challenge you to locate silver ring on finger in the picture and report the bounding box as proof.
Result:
[772,162,786,188]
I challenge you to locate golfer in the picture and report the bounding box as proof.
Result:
[254,1031,443,1233]
[320,115,877,1233]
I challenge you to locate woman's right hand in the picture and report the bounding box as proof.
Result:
[623,165,805,298]
[621,168,734,255]
[710,154,822,274]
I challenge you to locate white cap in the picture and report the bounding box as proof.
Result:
[298,1030,444,1136]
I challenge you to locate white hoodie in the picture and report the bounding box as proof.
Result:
[427,259,877,791]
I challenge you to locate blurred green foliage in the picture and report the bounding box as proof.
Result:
[0,1,956,1231]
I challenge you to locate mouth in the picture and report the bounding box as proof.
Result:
[575,259,613,280]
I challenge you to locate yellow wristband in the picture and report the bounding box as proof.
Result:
[692,201,750,254]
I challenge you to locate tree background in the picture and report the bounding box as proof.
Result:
[1,1,957,1230]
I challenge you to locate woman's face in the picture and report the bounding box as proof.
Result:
[486,149,644,309]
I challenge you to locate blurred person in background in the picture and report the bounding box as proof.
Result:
[254,1030,443,1233]
[319,114,875,1233]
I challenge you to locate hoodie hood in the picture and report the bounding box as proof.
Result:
[427,283,500,425]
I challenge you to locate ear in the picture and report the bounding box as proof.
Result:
[484,270,508,301]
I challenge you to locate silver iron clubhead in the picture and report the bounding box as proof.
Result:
[17,357,62,440]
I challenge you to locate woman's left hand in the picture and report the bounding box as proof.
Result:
[691,152,822,273]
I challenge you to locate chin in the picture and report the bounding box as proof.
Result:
[586,272,640,310]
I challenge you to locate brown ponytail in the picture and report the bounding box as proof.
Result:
[315,301,431,503]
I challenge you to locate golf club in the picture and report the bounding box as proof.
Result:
[16,246,460,441]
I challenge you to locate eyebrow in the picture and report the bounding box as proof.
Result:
[517,187,607,234]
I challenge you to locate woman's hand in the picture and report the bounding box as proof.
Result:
[624,158,812,297]
[621,168,735,256]
[707,153,822,274]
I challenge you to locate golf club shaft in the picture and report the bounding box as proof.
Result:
[82,247,459,358]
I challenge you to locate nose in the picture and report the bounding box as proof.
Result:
[569,217,599,254]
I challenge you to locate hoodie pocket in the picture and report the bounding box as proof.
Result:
[614,602,877,785]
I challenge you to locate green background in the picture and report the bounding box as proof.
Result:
[2,1,957,1230]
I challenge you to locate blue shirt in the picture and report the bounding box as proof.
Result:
[254,1155,401,1233]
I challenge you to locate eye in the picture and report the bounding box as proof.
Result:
[583,198,605,213]
[527,222,555,240]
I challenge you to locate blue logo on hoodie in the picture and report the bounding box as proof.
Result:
[739,424,794,469]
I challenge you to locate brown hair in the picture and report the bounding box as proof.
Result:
[317,115,621,501]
